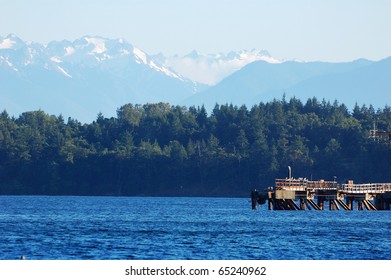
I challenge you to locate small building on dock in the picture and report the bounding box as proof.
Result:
[369,126,391,144]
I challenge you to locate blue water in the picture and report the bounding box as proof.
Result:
[0,196,390,260]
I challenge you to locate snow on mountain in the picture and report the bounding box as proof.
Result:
[0,34,279,89]
[157,49,281,85]
[133,47,181,79]
[85,37,107,54]
[0,37,15,49]
[0,34,183,79]
[0,34,203,122]
[0,33,191,78]
[133,47,147,64]
[0,34,25,50]
[3,34,386,123]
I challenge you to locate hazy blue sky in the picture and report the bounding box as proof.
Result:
[1,0,390,61]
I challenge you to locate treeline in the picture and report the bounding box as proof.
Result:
[1,97,391,197]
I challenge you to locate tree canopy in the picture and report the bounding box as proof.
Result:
[1,98,391,197]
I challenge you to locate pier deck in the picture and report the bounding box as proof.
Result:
[252,178,391,211]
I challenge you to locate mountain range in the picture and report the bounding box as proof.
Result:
[0,34,203,122]
[185,57,391,111]
[1,34,390,122]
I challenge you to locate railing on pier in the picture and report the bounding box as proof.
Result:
[307,180,337,190]
[275,179,391,194]
[339,183,391,194]
[275,179,307,191]
[275,179,337,191]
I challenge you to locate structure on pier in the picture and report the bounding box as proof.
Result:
[251,167,391,211]
[369,125,391,144]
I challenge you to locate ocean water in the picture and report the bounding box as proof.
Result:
[0,196,390,260]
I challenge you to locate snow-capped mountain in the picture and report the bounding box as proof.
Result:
[155,49,281,85]
[0,34,202,122]
[2,34,390,122]
[0,34,183,79]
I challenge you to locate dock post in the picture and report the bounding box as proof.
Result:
[268,191,274,210]
[317,197,324,210]
[329,200,336,210]
[300,198,306,210]
[347,198,353,210]
[358,200,363,211]
[251,190,258,210]
[268,198,273,210]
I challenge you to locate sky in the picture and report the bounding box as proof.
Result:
[1,0,391,62]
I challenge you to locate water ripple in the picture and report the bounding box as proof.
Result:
[0,196,390,259]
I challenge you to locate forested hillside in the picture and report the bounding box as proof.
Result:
[1,97,391,197]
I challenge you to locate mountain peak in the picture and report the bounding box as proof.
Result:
[185,50,200,59]
[0,33,25,50]
[6,33,21,40]
[84,36,107,54]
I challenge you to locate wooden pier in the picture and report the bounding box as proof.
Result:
[252,174,391,211]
